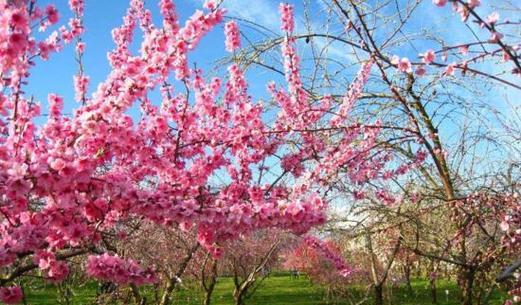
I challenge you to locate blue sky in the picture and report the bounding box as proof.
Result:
[27,0,520,104]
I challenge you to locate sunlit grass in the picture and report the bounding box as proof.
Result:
[24,274,508,305]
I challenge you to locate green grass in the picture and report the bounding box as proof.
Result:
[23,275,508,305]
[23,281,97,305]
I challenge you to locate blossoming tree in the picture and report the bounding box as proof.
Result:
[0,0,409,303]
[233,0,520,304]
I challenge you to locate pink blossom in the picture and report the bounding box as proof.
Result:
[68,18,84,37]
[49,158,66,171]
[500,220,510,231]
[204,0,217,10]
[69,0,85,16]
[0,0,398,290]
[279,3,295,33]
[415,65,426,76]
[86,254,157,286]
[0,286,23,304]
[6,163,28,181]
[224,21,240,52]
[444,63,456,76]
[487,12,499,25]
[48,94,63,118]
[73,74,89,102]
[459,45,469,55]
[8,33,28,52]
[502,51,511,62]
[467,0,480,8]
[332,59,373,126]
[47,261,69,282]
[429,271,438,280]
[432,0,448,7]
[421,50,436,64]
[34,251,56,270]
[8,9,29,29]
[45,5,60,25]
[456,4,470,21]
[489,32,504,43]
[75,42,85,54]
[377,189,397,205]
[159,0,178,34]
[392,56,412,73]
[304,236,353,278]
[281,153,305,177]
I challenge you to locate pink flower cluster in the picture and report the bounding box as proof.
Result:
[0,3,31,75]
[281,153,305,177]
[73,74,89,102]
[0,0,409,288]
[497,194,520,301]
[0,286,22,304]
[159,0,179,34]
[279,3,295,33]
[432,0,447,7]
[86,254,157,286]
[332,59,373,127]
[304,236,353,277]
[224,21,240,52]
[422,50,436,64]
[0,0,84,79]
[69,0,85,16]
[391,56,412,73]
[34,251,70,282]
[500,194,520,251]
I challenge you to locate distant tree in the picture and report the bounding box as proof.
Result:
[221,230,287,305]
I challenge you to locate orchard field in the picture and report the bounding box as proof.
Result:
[24,275,509,305]
[0,0,519,305]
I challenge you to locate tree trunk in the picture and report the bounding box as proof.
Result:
[203,292,213,305]
[159,280,176,305]
[476,289,482,305]
[233,288,246,305]
[404,265,413,295]
[365,230,402,305]
[374,284,384,305]
[233,290,244,305]
[430,277,437,304]
[460,269,475,305]
[159,244,199,305]
[231,240,280,305]
[202,259,218,305]
[428,259,438,304]
[232,272,257,305]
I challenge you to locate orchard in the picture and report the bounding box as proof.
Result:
[0,0,519,304]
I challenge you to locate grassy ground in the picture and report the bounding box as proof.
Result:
[23,275,508,305]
